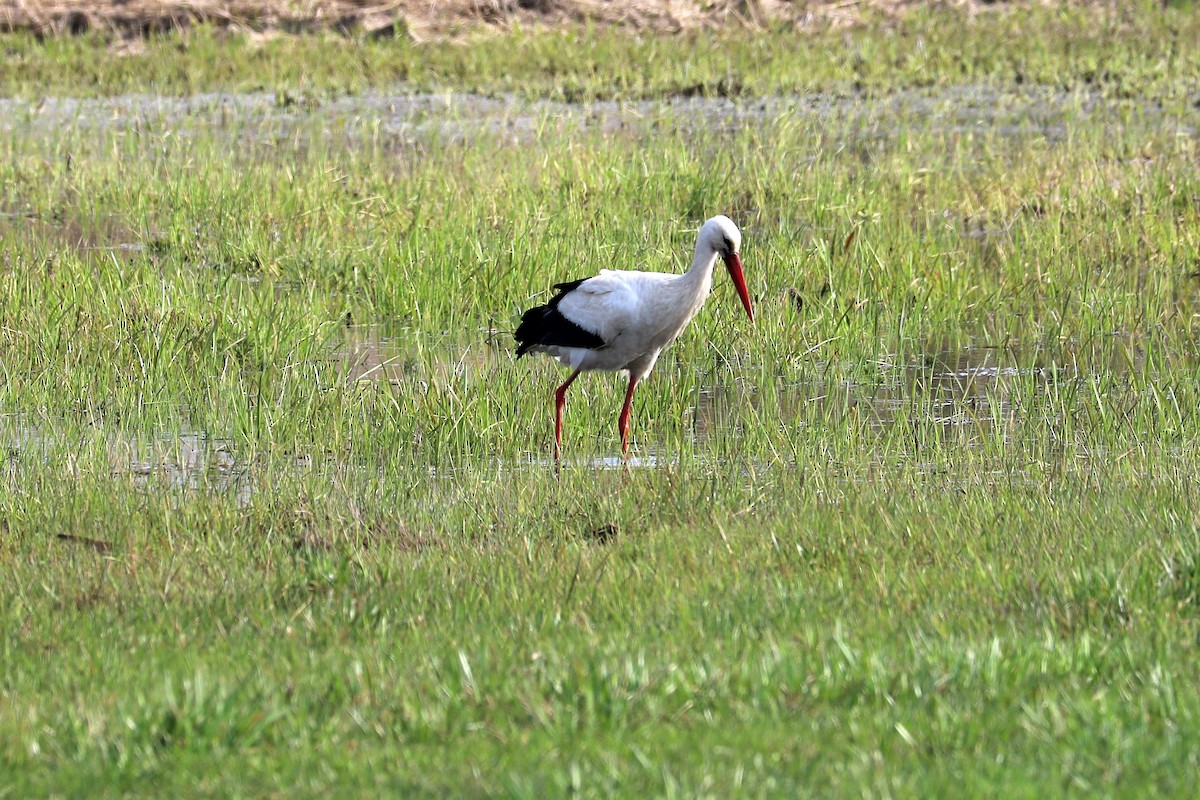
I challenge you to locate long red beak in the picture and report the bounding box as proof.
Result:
[724,253,754,322]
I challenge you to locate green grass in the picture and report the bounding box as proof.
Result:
[4,6,1200,796]
[2,3,1200,101]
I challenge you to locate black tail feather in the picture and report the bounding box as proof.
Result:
[514,279,605,357]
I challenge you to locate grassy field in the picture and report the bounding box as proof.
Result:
[3,4,1200,797]
[3,3,1200,100]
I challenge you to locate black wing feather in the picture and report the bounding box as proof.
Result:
[514,278,606,357]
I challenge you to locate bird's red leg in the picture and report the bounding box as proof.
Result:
[618,376,640,462]
[554,369,582,462]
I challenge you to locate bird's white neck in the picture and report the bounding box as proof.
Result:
[680,242,720,293]
[657,242,720,328]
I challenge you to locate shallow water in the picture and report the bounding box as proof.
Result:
[3,417,253,503]
[2,84,1192,147]
[334,325,1176,448]
[0,212,150,262]
[2,325,1186,497]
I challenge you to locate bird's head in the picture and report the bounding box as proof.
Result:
[700,215,753,322]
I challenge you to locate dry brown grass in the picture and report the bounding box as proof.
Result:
[1,0,975,40]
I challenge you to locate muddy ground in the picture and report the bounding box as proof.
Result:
[2,0,1007,40]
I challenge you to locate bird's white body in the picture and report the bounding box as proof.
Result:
[515,215,751,460]
[541,265,714,379]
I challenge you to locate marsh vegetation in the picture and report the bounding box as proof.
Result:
[3,4,1200,796]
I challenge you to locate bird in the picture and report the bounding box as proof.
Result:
[514,215,754,462]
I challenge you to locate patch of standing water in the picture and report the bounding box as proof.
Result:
[523,454,675,471]
[329,326,1179,468]
[0,211,153,262]
[3,416,254,505]
[120,431,252,505]
[2,85,1194,147]
[0,335,1180,488]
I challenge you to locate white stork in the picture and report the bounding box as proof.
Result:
[514,215,754,461]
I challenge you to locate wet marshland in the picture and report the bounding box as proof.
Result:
[7,15,1200,792]
[1,82,1198,501]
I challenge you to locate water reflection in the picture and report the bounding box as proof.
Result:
[579,333,1165,451]
[329,325,1104,453]
[2,418,252,504]
[120,431,251,505]
[0,211,151,262]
